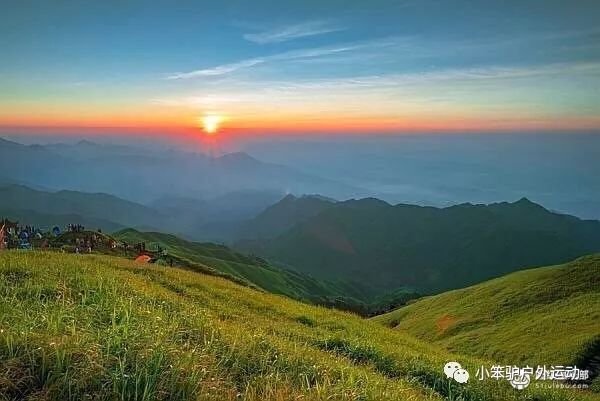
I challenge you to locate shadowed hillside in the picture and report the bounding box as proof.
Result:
[113,229,419,315]
[113,229,368,308]
[240,197,600,296]
[236,194,336,241]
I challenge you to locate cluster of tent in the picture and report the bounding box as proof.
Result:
[0,218,173,266]
[0,219,42,249]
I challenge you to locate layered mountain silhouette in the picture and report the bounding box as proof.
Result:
[0,137,363,203]
[0,184,162,232]
[0,184,285,242]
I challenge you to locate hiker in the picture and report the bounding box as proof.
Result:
[18,230,31,249]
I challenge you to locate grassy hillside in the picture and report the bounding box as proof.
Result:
[1,251,597,401]
[373,255,600,380]
[241,197,600,296]
[113,229,362,306]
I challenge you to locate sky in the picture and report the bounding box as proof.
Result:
[1,0,600,135]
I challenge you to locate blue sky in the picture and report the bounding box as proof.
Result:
[1,0,599,132]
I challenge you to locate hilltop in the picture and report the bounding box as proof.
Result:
[1,251,597,401]
[240,197,600,296]
[373,254,600,387]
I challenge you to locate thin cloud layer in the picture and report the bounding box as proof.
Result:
[166,36,408,80]
[243,19,345,44]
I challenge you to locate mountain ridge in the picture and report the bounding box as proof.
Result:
[0,137,364,203]
[239,196,600,296]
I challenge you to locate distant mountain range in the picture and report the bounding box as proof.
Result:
[0,183,285,242]
[0,184,160,232]
[237,196,600,296]
[0,137,363,203]
[4,136,600,306]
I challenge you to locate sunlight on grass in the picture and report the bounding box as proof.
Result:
[0,251,597,400]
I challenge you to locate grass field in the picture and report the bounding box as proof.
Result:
[113,229,345,298]
[1,251,598,400]
[373,255,600,391]
[112,229,378,312]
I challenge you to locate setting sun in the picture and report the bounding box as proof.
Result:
[201,114,223,134]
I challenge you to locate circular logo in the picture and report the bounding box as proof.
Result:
[510,373,531,390]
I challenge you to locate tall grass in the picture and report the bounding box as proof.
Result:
[0,251,597,400]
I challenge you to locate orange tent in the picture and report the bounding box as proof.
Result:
[135,254,152,263]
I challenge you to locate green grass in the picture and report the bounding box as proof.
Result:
[1,251,598,400]
[113,229,368,308]
[373,254,600,370]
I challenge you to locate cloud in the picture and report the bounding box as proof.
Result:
[265,61,600,90]
[164,28,600,80]
[243,20,345,44]
[155,61,600,109]
[166,59,266,80]
[165,36,407,80]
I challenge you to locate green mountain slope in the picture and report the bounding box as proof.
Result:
[241,197,600,296]
[373,255,600,379]
[236,194,335,241]
[112,228,360,305]
[1,251,596,400]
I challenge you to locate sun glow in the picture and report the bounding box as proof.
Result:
[201,114,223,134]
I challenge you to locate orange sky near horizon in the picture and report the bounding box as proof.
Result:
[2,113,599,137]
[2,98,600,137]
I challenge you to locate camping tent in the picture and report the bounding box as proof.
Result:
[135,254,152,263]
